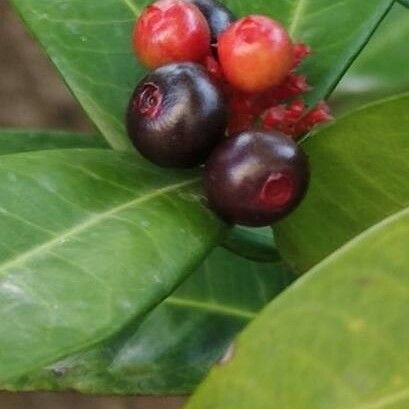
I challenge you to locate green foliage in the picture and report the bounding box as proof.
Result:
[1,0,408,403]
[332,3,409,113]
[0,149,224,382]
[275,94,409,272]
[223,227,280,263]
[0,130,287,392]
[186,208,409,409]
[3,248,294,394]
[10,0,149,150]
[10,0,394,149]
[0,130,107,155]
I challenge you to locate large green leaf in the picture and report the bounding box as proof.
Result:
[3,248,294,394]
[0,130,276,265]
[10,0,394,150]
[275,94,409,273]
[0,131,288,393]
[186,207,409,409]
[332,3,409,114]
[0,149,225,382]
[0,130,108,155]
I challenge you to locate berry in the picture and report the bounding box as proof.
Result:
[204,130,309,226]
[188,0,236,44]
[133,0,211,68]
[126,63,227,168]
[218,16,294,93]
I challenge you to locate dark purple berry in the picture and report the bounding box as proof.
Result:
[126,63,227,168]
[204,130,310,226]
[189,0,236,44]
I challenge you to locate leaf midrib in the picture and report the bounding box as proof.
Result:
[341,387,409,409]
[0,177,200,277]
[164,297,257,320]
[288,0,308,37]
[121,0,139,16]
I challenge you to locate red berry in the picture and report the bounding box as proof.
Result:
[133,0,211,68]
[204,130,310,226]
[218,16,294,93]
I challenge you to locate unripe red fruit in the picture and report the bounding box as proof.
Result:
[204,130,309,226]
[133,0,211,68]
[218,16,294,93]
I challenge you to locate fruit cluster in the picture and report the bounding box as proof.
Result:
[127,0,332,227]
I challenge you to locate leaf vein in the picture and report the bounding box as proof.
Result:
[164,297,257,320]
[0,178,200,277]
[288,0,308,37]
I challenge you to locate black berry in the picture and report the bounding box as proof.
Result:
[126,63,227,168]
[189,0,236,44]
[204,130,310,226]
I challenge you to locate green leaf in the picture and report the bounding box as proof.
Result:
[0,149,225,382]
[275,94,409,273]
[186,207,409,409]
[223,227,280,263]
[10,0,149,151]
[0,130,108,155]
[399,0,409,8]
[331,3,409,114]
[3,248,294,394]
[10,0,394,150]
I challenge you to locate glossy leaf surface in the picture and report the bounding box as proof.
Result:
[3,248,294,394]
[0,130,107,155]
[10,0,394,149]
[187,208,409,409]
[332,3,409,113]
[275,94,409,272]
[223,227,279,263]
[0,149,224,382]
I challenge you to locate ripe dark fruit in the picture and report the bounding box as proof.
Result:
[188,0,236,44]
[127,63,227,168]
[218,16,294,93]
[133,0,211,68]
[204,130,309,226]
